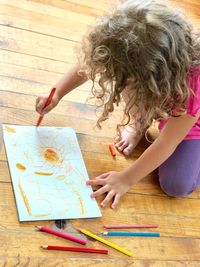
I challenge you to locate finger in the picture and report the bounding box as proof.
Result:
[101,191,115,207]
[86,179,106,186]
[95,172,110,180]
[36,98,47,114]
[35,97,40,105]
[111,194,121,209]
[42,103,54,114]
[91,185,109,198]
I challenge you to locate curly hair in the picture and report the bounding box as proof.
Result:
[79,0,200,134]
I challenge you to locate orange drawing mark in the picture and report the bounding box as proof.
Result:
[16,163,26,171]
[34,171,53,176]
[78,196,86,215]
[74,189,86,215]
[56,175,66,180]
[18,179,32,215]
[44,148,59,163]
[5,126,16,133]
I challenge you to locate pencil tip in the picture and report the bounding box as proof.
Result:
[35,226,41,229]
[41,245,47,249]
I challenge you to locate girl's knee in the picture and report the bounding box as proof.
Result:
[159,175,195,197]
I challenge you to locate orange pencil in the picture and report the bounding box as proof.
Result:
[109,144,116,157]
[36,87,56,127]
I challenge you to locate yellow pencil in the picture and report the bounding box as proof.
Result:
[79,229,132,257]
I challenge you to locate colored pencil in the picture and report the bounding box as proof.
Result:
[102,231,160,237]
[41,245,108,254]
[109,144,116,157]
[104,224,159,229]
[79,228,132,257]
[36,87,56,127]
[36,226,86,245]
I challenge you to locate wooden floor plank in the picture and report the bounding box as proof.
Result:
[0,76,93,104]
[1,183,200,221]
[1,198,200,238]
[0,0,95,25]
[0,5,88,42]
[0,257,199,267]
[0,228,200,260]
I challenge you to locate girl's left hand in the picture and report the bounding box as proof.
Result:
[86,171,132,209]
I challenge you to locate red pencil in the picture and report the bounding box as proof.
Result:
[41,245,108,254]
[104,224,159,229]
[109,144,116,157]
[36,226,86,245]
[36,87,56,127]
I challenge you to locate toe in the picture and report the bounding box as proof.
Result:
[123,144,134,156]
[115,139,124,148]
[114,134,121,143]
[118,141,128,152]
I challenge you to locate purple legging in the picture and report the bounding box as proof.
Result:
[159,139,200,197]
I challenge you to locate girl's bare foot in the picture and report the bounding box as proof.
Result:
[115,125,142,156]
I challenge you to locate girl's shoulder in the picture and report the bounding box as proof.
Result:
[187,66,200,76]
[187,67,200,92]
[186,66,200,117]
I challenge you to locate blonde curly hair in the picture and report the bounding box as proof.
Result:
[79,0,200,134]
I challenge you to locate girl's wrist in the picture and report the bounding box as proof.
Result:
[121,168,137,186]
[54,88,64,102]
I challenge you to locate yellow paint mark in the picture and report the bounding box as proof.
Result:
[18,179,32,215]
[56,175,66,180]
[34,171,53,176]
[5,126,16,133]
[44,148,59,163]
[16,163,26,171]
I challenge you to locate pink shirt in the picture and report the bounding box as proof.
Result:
[159,68,200,140]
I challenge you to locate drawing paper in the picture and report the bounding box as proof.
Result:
[3,125,101,221]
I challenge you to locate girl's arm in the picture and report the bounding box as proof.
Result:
[55,64,88,100]
[122,111,200,184]
[36,64,88,114]
[87,111,200,208]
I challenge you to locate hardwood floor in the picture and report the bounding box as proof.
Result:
[0,0,199,266]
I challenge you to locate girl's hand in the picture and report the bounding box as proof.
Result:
[86,171,132,209]
[35,92,60,115]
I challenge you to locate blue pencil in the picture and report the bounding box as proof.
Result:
[102,231,160,237]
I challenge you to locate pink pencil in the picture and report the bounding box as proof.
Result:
[36,226,86,245]
[104,224,159,229]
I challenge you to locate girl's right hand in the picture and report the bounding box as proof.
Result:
[35,92,60,115]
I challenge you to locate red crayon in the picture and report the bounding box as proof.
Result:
[41,245,108,254]
[36,226,86,245]
[36,87,56,127]
[109,144,116,157]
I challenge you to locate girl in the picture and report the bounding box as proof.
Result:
[36,0,200,209]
